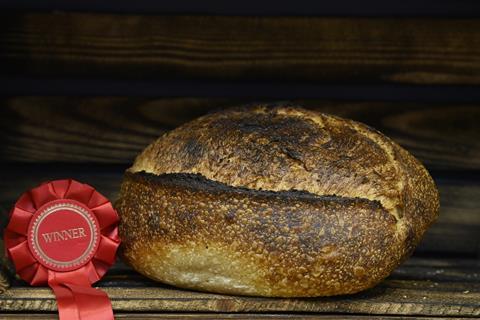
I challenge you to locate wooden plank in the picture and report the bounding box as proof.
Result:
[1,313,476,319]
[2,14,480,85]
[415,177,480,256]
[3,0,480,17]
[0,165,479,257]
[5,78,480,99]
[1,280,479,316]
[2,256,478,316]
[2,97,480,171]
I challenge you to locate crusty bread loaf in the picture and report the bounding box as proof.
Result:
[116,104,439,297]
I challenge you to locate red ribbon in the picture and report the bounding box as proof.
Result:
[4,180,120,320]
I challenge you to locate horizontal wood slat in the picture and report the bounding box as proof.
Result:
[3,256,478,316]
[5,78,480,99]
[1,97,480,171]
[5,316,478,320]
[2,14,480,85]
[4,316,475,320]
[2,279,479,315]
[4,0,480,17]
[1,165,479,257]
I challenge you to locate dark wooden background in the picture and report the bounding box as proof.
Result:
[0,2,479,319]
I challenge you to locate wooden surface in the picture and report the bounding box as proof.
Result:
[1,257,479,316]
[2,13,480,85]
[3,314,476,320]
[3,0,480,17]
[2,97,480,171]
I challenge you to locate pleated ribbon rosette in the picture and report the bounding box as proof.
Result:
[4,179,121,320]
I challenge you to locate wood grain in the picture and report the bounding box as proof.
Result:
[1,280,479,316]
[0,268,9,294]
[2,97,480,171]
[1,313,476,320]
[2,14,480,85]
[3,313,476,320]
[2,255,478,316]
[0,165,479,257]
[4,0,480,17]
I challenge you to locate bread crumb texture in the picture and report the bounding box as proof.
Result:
[119,104,439,297]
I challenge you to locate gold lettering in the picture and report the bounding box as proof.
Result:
[41,228,88,243]
[71,229,79,238]
[54,231,65,241]
[42,233,53,243]
[78,228,86,237]
[62,229,73,240]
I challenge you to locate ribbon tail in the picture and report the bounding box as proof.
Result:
[48,273,114,320]
[65,283,114,320]
[48,276,80,320]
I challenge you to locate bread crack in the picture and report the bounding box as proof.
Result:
[348,121,405,223]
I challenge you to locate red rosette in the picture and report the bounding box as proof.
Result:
[4,179,120,320]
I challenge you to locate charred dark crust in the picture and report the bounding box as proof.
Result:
[126,170,386,211]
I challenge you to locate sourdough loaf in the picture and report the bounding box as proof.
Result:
[116,104,439,297]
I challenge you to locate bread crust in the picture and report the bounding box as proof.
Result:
[117,104,439,297]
